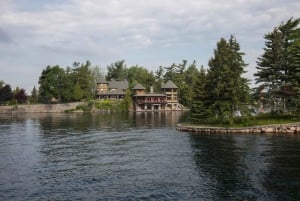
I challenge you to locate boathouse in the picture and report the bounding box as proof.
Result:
[132,80,181,111]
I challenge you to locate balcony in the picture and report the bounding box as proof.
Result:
[136,99,167,104]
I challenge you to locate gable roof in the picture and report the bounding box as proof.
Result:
[132,83,146,90]
[108,80,128,90]
[161,80,178,89]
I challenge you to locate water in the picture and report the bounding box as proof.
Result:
[0,112,300,201]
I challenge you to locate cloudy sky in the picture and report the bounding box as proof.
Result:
[1,0,299,92]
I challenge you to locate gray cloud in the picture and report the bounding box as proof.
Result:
[0,0,300,90]
[0,28,14,43]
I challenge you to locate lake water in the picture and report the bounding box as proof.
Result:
[0,112,300,201]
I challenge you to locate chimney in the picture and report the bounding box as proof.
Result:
[150,86,153,93]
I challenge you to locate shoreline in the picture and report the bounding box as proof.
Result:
[176,123,300,135]
[0,103,83,113]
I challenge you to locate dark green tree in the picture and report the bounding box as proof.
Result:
[73,82,84,101]
[127,65,155,91]
[182,61,200,107]
[72,61,94,99]
[30,86,38,103]
[255,17,300,114]
[0,84,13,103]
[38,65,65,103]
[205,35,251,123]
[106,60,128,81]
[190,66,210,122]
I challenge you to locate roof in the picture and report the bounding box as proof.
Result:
[134,93,166,97]
[132,83,146,90]
[161,80,178,89]
[108,80,128,90]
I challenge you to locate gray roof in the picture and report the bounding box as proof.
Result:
[132,83,146,90]
[108,80,128,90]
[161,80,178,89]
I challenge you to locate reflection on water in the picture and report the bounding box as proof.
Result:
[0,112,300,200]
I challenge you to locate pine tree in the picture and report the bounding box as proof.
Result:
[30,86,38,103]
[287,19,300,114]
[205,36,250,123]
[190,66,210,122]
[255,17,300,114]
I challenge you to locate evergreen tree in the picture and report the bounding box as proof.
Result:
[106,60,128,81]
[73,61,94,99]
[287,18,300,114]
[30,86,38,103]
[0,84,13,103]
[205,36,250,123]
[73,82,84,101]
[190,66,210,122]
[255,17,300,114]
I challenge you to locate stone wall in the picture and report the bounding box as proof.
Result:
[0,102,82,113]
[176,123,300,135]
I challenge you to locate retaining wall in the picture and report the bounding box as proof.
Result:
[0,102,82,113]
[176,123,300,135]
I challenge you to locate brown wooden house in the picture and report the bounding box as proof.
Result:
[132,80,181,111]
[96,79,128,100]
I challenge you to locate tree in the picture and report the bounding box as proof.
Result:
[38,65,66,103]
[73,82,84,101]
[127,65,155,91]
[182,61,200,107]
[72,60,94,99]
[190,66,210,122]
[205,35,251,123]
[30,86,38,103]
[106,60,128,81]
[0,84,13,103]
[255,17,300,114]
[15,88,27,104]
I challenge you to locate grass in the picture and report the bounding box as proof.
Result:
[185,113,300,128]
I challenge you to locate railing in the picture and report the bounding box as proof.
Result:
[136,100,167,104]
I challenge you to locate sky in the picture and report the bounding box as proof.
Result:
[1,0,300,92]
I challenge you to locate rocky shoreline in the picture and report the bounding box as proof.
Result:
[176,123,300,135]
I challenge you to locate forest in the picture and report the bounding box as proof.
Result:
[1,17,300,124]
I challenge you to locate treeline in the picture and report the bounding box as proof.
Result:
[37,59,202,106]
[1,17,299,123]
[190,17,300,124]
[0,81,29,104]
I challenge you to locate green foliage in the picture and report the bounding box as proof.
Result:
[38,61,96,103]
[127,65,155,91]
[162,60,201,106]
[255,17,300,114]
[73,82,84,101]
[30,86,38,103]
[106,60,128,81]
[190,67,210,122]
[198,36,250,124]
[0,83,13,104]
[120,89,133,112]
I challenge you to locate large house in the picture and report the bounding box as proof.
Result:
[132,80,181,111]
[96,79,128,100]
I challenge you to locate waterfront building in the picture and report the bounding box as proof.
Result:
[96,79,128,100]
[132,80,181,111]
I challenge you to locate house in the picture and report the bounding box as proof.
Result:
[96,79,128,100]
[132,80,181,111]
